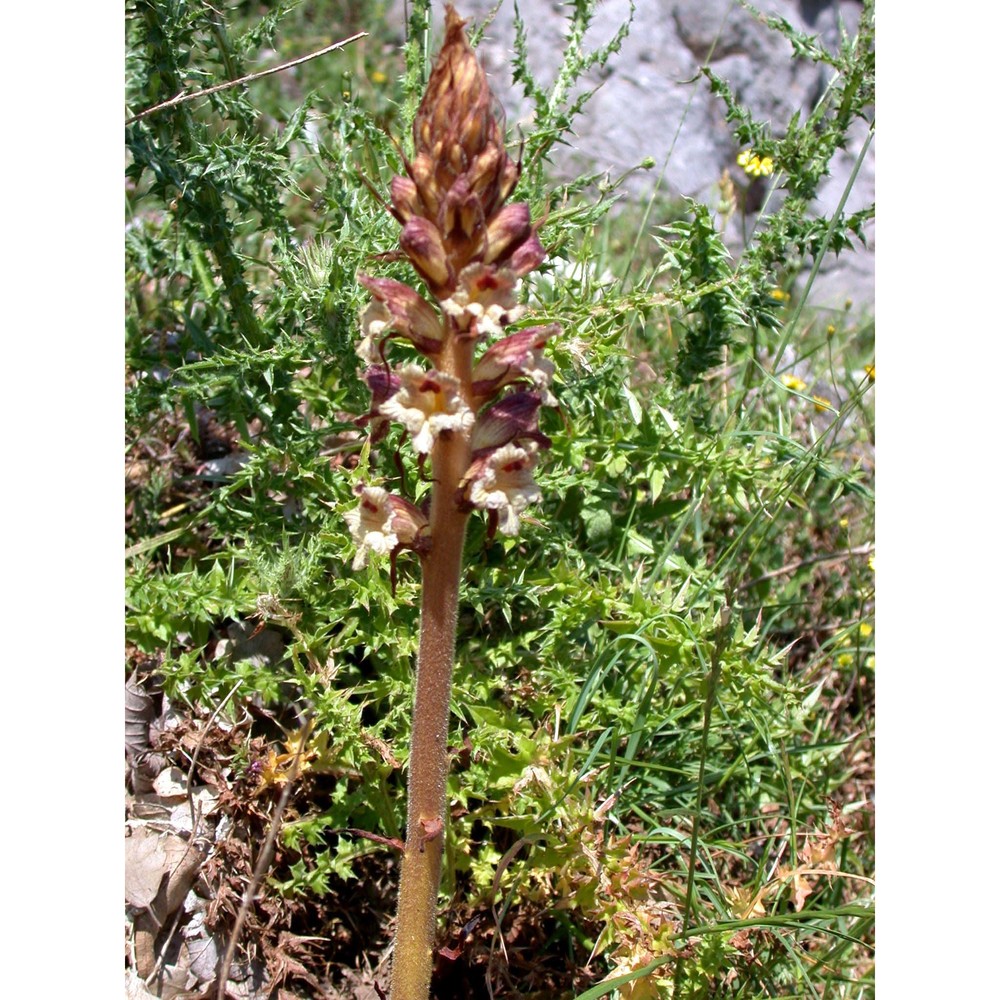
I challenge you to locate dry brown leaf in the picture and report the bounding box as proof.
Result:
[125,824,204,917]
[125,969,159,999]
[153,765,190,799]
[729,928,753,952]
[125,825,170,908]
[790,869,813,911]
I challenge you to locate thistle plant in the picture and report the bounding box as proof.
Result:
[344,8,559,998]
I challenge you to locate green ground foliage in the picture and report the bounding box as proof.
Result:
[126,1,874,996]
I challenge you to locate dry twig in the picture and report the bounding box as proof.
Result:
[736,543,874,592]
[125,32,367,125]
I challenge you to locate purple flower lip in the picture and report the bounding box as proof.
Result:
[471,390,552,455]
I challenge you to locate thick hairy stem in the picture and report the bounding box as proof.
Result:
[391,338,473,1000]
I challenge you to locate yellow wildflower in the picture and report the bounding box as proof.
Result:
[769,287,790,302]
[812,395,833,412]
[251,728,318,794]
[781,374,807,392]
[859,622,873,638]
[864,364,875,382]
[737,149,775,177]
[371,70,387,84]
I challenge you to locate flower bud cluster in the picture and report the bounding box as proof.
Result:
[348,5,560,569]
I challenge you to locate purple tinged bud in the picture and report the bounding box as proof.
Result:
[484,203,532,265]
[466,145,502,202]
[441,176,485,243]
[471,323,561,400]
[407,153,441,220]
[390,175,421,222]
[360,365,402,444]
[506,230,547,277]
[411,7,508,207]
[364,364,401,406]
[471,391,552,454]
[358,275,445,356]
[497,157,521,204]
[400,217,451,290]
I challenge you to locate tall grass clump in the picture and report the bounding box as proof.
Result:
[126,1,874,997]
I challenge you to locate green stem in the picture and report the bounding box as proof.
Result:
[673,603,731,999]
[390,337,473,1000]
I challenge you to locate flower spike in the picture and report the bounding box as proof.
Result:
[344,11,563,997]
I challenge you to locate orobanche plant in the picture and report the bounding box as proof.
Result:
[343,7,559,998]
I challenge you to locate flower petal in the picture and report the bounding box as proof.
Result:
[345,486,398,569]
[465,443,542,536]
[471,391,551,454]
[345,486,429,568]
[440,263,521,338]
[378,363,475,454]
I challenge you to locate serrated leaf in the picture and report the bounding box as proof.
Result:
[275,100,311,153]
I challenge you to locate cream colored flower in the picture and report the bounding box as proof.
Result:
[344,487,397,569]
[467,443,542,536]
[379,363,474,454]
[344,485,429,569]
[357,300,392,364]
[440,263,523,337]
